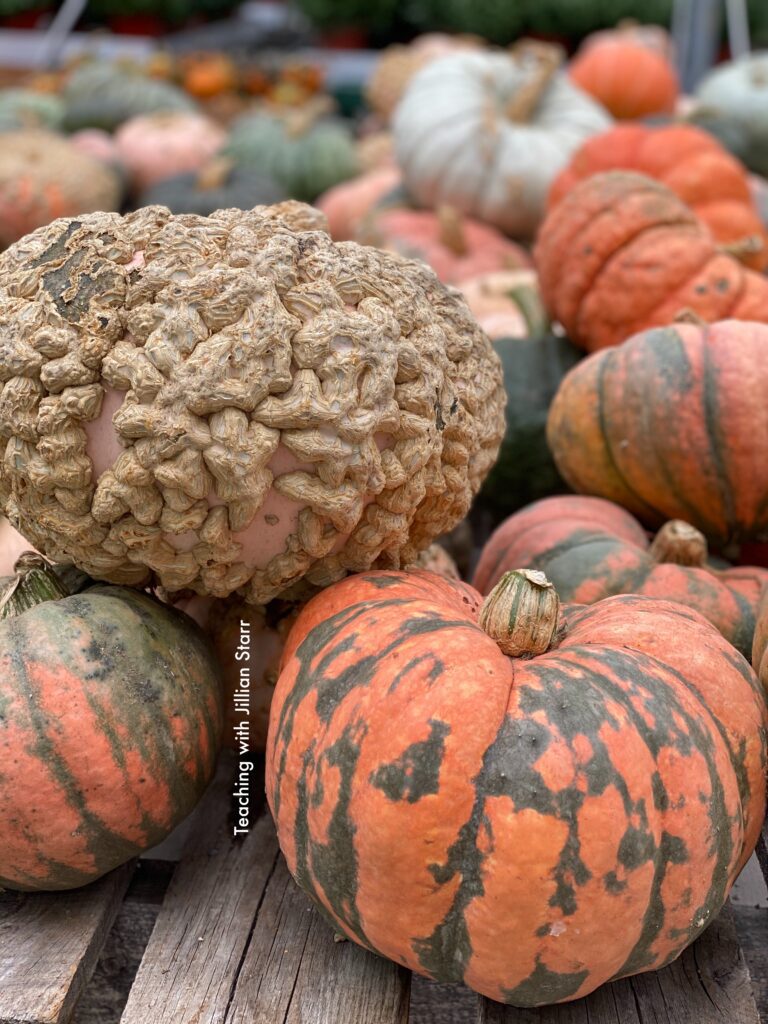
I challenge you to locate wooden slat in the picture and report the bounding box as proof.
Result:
[477,905,759,1023]
[118,761,280,1024]
[0,862,134,1024]
[225,857,411,1024]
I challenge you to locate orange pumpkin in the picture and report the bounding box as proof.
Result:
[181,52,238,99]
[316,166,401,241]
[570,36,679,119]
[535,171,768,351]
[549,124,768,271]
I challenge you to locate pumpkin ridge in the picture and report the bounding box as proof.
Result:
[700,330,740,533]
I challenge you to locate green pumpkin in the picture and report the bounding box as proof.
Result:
[476,331,582,524]
[63,61,196,132]
[0,90,63,133]
[693,53,768,176]
[225,111,359,203]
[138,161,286,216]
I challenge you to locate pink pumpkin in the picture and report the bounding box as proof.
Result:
[114,112,226,191]
[0,517,39,576]
[357,206,532,284]
[70,129,122,166]
[316,166,401,241]
[456,269,544,339]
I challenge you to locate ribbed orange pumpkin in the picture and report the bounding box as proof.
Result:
[547,319,768,545]
[473,494,768,657]
[569,37,679,120]
[535,171,768,351]
[267,568,767,1006]
[549,124,768,271]
[752,587,768,685]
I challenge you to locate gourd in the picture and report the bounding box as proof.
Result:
[138,158,286,216]
[546,319,768,546]
[180,52,239,99]
[266,567,767,1005]
[114,111,227,191]
[455,269,544,340]
[535,171,768,351]
[549,124,768,271]
[316,166,402,241]
[393,42,612,240]
[63,61,196,132]
[0,554,222,891]
[0,201,505,605]
[0,89,63,132]
[0,131,122,249]
[569,32,678,119]
[692,53,768,177]
[473,494,768,657]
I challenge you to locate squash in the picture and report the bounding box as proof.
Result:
[0,89,63,132]
[316,166,402,241]
[456,269,544,340]
[114,111,227,192]
[0,202,504,604]
[0,515,37,575]
[0,554,222,891]
[138,157,285,216]
[546,319,768,546]
[535,171,768,351]
[473,494,768,657]
[692,53,768,176]
[752,587,768,687]
[69,128,122,167]
[180,52,239,99]
[569,34,678,119]
[266,567,767,1005]
[356,206,531,284]
[549,124,768,271]
[63,60,196,132]
[393,42,612,240]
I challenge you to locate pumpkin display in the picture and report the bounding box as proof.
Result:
[547,319,768,546]
[357,206,531,284]
[569,34,678,119]
[0,202,505,605]
[474,494,768,657]
[138,157,286,216]
[475,331,581,524]
[0,554,223,891]
[226,109,359,203]
[0,89,63,132]
[548,124,768,271]
[63,60,196,132]
[180,52,239,99]
[535,172,768,351]
[316,166,402,241]
[0,131,122,249]
[455,269,545,340]
[266,567,767,1005]
[692,52,768,176]
[114,111,227,192]
[393,42,612,240]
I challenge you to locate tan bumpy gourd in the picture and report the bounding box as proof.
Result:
[0,202,504,603]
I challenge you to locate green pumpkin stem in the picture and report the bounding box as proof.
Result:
[649,520,708,568]
[504,281,549,336]
[0,553,70,619]
[479,568,560,657]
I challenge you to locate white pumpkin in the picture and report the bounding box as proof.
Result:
[393,44,612,239]
[694,53,768,177]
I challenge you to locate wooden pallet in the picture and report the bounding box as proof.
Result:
[1,758,763,1024]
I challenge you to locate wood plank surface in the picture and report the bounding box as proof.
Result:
[0,862,134,1024]
[225,856,411,1024]
[477,905,759,1024]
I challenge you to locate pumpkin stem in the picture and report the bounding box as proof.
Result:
[649,520,708,567]
[506,41,564,123]
[0,553,70,619]
[437,205,467,255]
[195,155,235,191]
[718,235,765,259]
[479,568,560,657]
[673,308,709,327]
[502,279,549,336]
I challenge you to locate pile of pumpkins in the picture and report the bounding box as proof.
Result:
[1,20,768,1015]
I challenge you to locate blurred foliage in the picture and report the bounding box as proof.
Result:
[83,0,241,22]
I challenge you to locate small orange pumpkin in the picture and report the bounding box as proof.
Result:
[181,52,238,99]
[570,34,678,119]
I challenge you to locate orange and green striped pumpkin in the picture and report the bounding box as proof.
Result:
[266,568,767,1006]
[472,494,768,657]
[0,557,223,891]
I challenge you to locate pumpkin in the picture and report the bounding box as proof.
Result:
[316,166,402,241]
[356,207,531,284]
[752,587,768,686]
[548,124,768,271]
[473,494,768,657]
[0,515,37,575]
[578,20,674,61]
[0,202,504,604]
[63,61,196,132]
[114,111,227,192]
[138,157,286,216]
[0,131,122,249]
[456,270,545,340]
[393,42,612,240]
[535,172,768,351]
[569,36,678,120]
[547,319,768,546]
[69,128,122,167]
[0,554,222,891]
[181,52,239,99]
[692,53,768,177]
[266,567,768,1005]
[356,131,396,173]
[0,89,63,132]
[226,109,359,203]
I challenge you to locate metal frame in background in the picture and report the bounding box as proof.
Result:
[673,0,751,92]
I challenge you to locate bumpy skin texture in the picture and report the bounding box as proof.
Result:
[549,125,768,270]
[473,494,768,657]
[0,202,504,603]
[0,584,222,890]
[535,171,768,351]
[547,320,768,546]
[266,570,768,1006]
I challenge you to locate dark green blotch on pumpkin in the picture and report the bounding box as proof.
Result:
[370,719,450,803]
[502,958,589,1006]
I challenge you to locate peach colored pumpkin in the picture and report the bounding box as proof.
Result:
[114,111,226,191]
[69,128,122,166]
[316,166,401,241]
[0,517,38,576]
[357,206,532,284]
[456,270,544,339]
